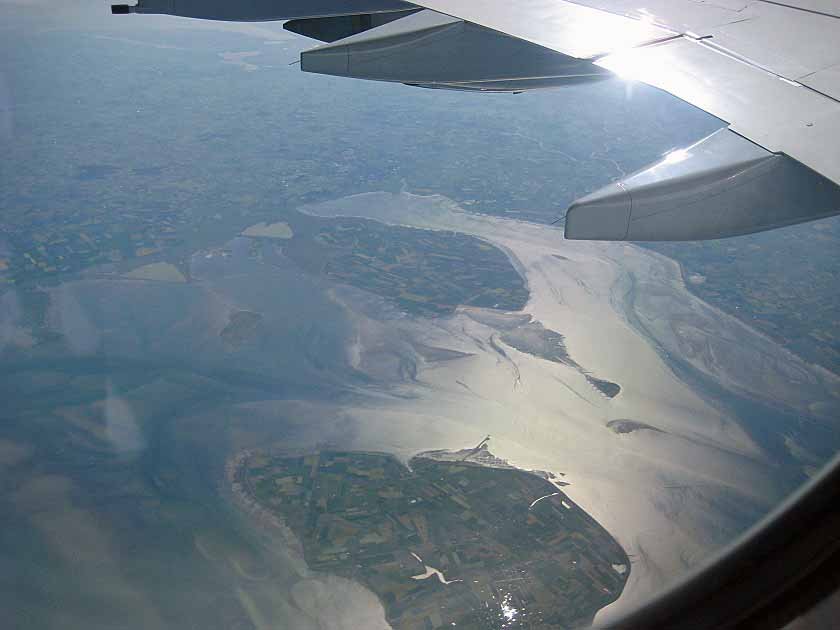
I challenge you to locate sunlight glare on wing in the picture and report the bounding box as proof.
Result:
[662,147,690,165]
[597,41,696,100]
[598,45,661,82]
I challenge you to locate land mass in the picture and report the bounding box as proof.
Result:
[282,217,529,317]
[233,447,629,629]
[606,420,665,435]
[241,221,293,239]
[499,319,621,399]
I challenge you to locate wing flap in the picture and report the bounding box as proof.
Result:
[547,1,840,80]
[396,0,675,59]
[801,65,840,102]
[703,4,840,81]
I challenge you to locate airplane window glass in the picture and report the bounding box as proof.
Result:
[1,3,838,629]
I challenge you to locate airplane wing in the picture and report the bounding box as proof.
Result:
[113,1,840,241]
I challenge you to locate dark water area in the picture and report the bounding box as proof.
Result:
[619,270,835,509]
[669,354,836,493]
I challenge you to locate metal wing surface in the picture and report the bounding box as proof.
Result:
[114,0,840,241]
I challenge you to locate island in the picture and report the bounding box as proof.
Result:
[282,217,529,317]
[230,445,629,629]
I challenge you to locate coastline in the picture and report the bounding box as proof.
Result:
[226,445,629,628]
[292,189,840,619]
